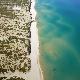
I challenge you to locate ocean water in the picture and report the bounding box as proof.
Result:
[35,0,80,80]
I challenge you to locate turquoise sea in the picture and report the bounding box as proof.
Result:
[35,0,80,80]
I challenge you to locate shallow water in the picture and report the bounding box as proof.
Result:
[35,0,80,80]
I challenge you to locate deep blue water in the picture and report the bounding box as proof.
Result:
[35,0,80,80]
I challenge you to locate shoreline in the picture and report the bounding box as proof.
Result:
[30,0,44,80]
[0,0,44,80]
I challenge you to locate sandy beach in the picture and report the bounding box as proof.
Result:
[30,0,44,80]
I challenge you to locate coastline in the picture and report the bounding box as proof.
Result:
[0,0,44,80]
[30,0,44,80]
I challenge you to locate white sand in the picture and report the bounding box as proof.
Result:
[30,0,44,80]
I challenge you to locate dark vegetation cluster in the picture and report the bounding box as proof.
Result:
[0,0,32,79]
